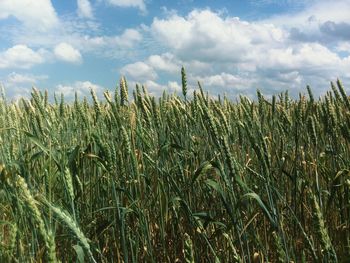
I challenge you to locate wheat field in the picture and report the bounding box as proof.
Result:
[0,71,349,262]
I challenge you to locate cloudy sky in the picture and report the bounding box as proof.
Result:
[0,0,350,100]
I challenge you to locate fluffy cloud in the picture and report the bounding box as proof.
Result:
[0,45,45,69]
[336,42,350,53]
[320,21,350,40]
[196,73,246,89]
[0,72,49,101]
[13,25,143,60]
[250,0,315,6]
[54,43,82,64]
[261,0,350,44]
[6,72,47,84]
[0,0,143,65]
[146,80,180,94]
[121,52,212,81]
[106,0,146,12]
[262,0,350,27]
[256,43,341,72]
[56,81,104,99]
[77,0,94,19]
[0,0,59,31]
[128,80,182,96]
[113,29,143,48]
[121,61,158,81]
[147,53,180,74]
[141,9,350,97]
[64,28,142,54]
[151,10,285,62]
[2,1,349,99]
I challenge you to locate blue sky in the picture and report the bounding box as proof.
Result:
[0,0,350,100]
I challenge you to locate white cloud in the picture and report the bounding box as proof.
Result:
[77,0,94,19]
[54,43,82,64]
[276,71,303,83]
[250,0,315,6]
[12,26,143,60]
[119,52,213,86]
[121,61,158,81]
[64,28,142,55]
[0,72,49,101]
[336,42,350,53]
[257,43,341,72]
[151,10,286,62]
[260,0,350,44]
[147,53,180,74]
[196,73,244,88]
[0,0,143,63]
[143,9,350,97]
[56,81,104,99]
[2,2,349,99]
[136,80,182,96]
[1,86,32,101]
[106,0,146,12]
[0,45,45,69]
[0,0,59,31]
[262,0,350,28]
[7,73,37,84]
[142,80,162,92]
[167,81,182,92]
[113,29,143,48]
[6,72,48,84]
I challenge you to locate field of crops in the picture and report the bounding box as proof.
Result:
[0,72,349,262]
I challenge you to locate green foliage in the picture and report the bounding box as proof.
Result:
[181,66,187,99]
[0,76,349,262]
